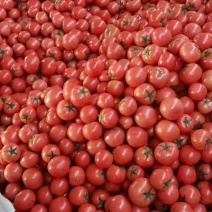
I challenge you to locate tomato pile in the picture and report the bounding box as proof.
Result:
[0,0,212,211]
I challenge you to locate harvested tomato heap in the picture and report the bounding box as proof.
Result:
[0,0,212,211]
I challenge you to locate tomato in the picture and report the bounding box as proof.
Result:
[125,66,147,88]
[191,129,211,151]
[157,183,179,205]
[154,142,179,166]
[49,196,73,212]
[104,195,132,212]
[177,165,197,185]
[142,44,163,65]
[126,126,148,148]
[201,69,212,90]
[41,144,60,163]
[134,83,156,105]
[179,145,201,165]
[170,202,193,212]
[128,177,156,207]
[49,178,69,197]
[197,163,212,181]
[23,54,40,74]
[1,143,21,163]
[70,85,91,108]
[200,48,212,70]
[155,120,180,142]
[22,167,43,190]
[150,168,171,190]
[83,163,105,186]
[103,126,125,148]
[47,155,71,178]
[68,166,85,186]
[28,133,49,153]
[106,164,126,184]
[179,41,201,63]
[69,186,89,206]
[197,181,212,205]
[134,146,155,168]
[94,149,113,169]
[14,189,36,211]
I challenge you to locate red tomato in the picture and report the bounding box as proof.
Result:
[22,168,43,190]
[47,155,71,178]
[69,186,89,206]
[159,97,184,121]
[128,177,156,207]
[154,142,179,166]
[14,189,36,211]
[155,120,180,142]
[104,195,132,212]
[177,165,197,185]
[150,168,171,190]
[49,197,73,212]
[179,41,201,63]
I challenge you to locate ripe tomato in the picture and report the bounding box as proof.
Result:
[69,186,89,206]
[170,202,193,212]
[134,146,155,168]
[47,155,71,178]
[157,183,179,205]
[70,85,91,108]
[1,143,21,163]
[22,167,43,190]
[155,120,180,142]
[177,165,197,185]
[134,83,156,105]
[128,177,156,207]
[191,129,211,151]
[154,142,179,166]
[142,44,163,65]
[104,195,132,212]
[14,189,36,211]
[49,196,72,212]
[150,168,171,190]
[179,41,201,63]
